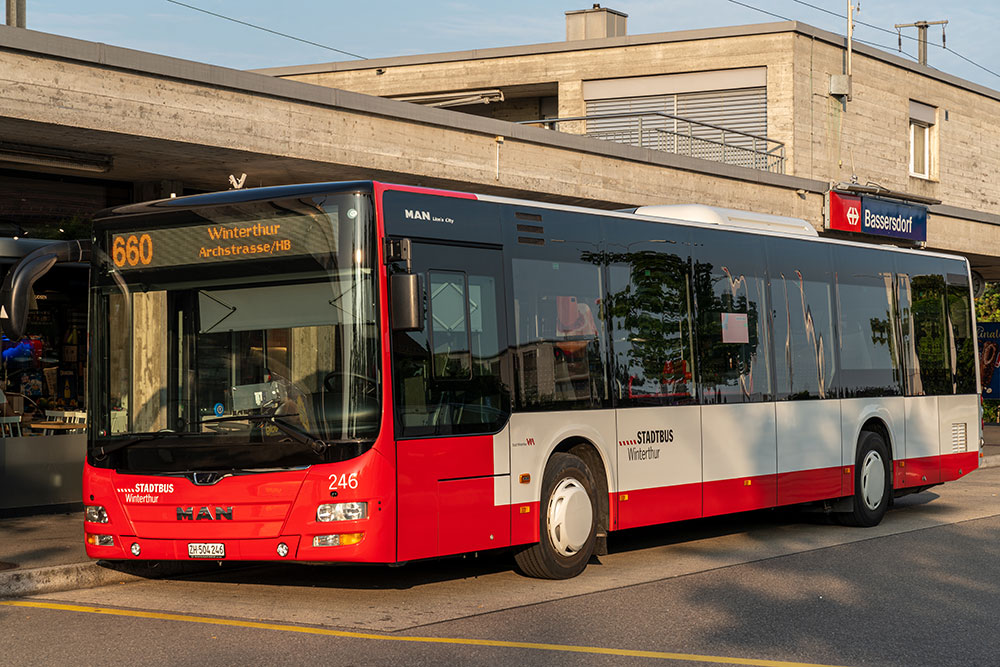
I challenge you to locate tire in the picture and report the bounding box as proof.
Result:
[514,453,597,579]
[839,430,892,527]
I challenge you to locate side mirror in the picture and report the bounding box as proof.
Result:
[390,273,423,332]
[1,240,90,339]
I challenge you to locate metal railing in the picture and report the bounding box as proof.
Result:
[518,112,786,174]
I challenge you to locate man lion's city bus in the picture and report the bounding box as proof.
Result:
[1,181,982,578]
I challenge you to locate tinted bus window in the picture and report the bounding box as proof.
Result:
[692,229,771,404]
[507,208,608,411]
[512,258,607,410]
[836,248,902,397]
[947,273,976,394]
[767,239,836,400]
[391,244,509,437]
[896,255,950,396]
[606,223,695,407]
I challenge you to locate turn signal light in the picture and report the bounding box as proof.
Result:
[86,533,114,547]
[313,532,365,547]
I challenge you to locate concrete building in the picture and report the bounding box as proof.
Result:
[2,9,1000,509]
[259,8,1000,282]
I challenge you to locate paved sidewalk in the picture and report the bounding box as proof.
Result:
[2,446,998,600]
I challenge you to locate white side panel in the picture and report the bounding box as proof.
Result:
[904,396,939,459]
[937,395,979,454]
[616,406,701,492]
[492,424,511,506]
[840,397,904,463]
[775,401,841,473]
[508,410,617,504]
[492,424,510,475]
[493,475,511,507]
[702,403,776,482]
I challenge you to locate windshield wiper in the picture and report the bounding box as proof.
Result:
[94,431,205,458]
[197,413,329,456]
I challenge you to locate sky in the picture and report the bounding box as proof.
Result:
[19,1,1000,90]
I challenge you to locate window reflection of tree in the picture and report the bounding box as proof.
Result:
[602,248,694,405]
[695,261,764,404]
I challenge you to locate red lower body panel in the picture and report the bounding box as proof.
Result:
[617,482,701,530]
[703,473,777,517]
[777,466,844,506]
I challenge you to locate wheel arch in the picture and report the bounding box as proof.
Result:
[552,436,610,554]
[858,417,894,464]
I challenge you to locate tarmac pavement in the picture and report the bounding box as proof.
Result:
[2,444,998,600]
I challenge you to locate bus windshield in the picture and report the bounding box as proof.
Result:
[89,191,380,471]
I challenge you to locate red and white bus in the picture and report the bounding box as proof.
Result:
[2,181,981,578]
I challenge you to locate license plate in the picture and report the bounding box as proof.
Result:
[188,542,225,559]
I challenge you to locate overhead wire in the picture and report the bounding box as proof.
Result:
[786,0,1000,80]
[164,0,367,60]
[727,0,999,81]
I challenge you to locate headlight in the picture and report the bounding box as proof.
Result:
[85,505,109,524]
[317,502,368,522]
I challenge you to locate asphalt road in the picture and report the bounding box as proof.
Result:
[2,466,998,667]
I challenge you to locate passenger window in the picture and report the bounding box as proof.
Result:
[768,240,836,400]
[512,258,608,410]
[692,229,771,403]
[836,249,902,397]
[947,274,976,395]
[897,261,949,396]
[607,232,695,406]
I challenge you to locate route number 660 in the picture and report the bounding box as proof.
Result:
[328,472,359,490]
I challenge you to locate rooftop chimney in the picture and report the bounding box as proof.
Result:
[565,5,627,41]
[6,0,26,28]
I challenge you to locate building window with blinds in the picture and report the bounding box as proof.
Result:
[582,68,783,173]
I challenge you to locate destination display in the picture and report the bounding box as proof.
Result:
[109,215,334,271]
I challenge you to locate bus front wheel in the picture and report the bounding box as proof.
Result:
[514,452,597,579]
[839,430,892,527]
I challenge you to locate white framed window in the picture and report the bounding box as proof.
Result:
[909,100,936,179]
[910,120,929,178]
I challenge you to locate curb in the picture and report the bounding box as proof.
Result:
[0,560,223,600]
[981,454,1000,469]
[0,561,145,599]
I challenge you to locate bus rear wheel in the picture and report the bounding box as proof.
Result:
[514,453,597,579]
[839,430,891,527]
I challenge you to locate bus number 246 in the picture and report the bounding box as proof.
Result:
[328,472,359,490]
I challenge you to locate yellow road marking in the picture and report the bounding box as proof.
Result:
[2,600,850,667]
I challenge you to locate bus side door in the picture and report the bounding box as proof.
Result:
[390,241,512,561]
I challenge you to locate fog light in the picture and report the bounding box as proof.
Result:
[276,542,289,557]
[85,505,109,524]
[316,502,368,522]
[130,542,141,556]
[86,533,114,547]
[313,532,364,547]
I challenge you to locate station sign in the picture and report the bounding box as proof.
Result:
[827,191,927,242]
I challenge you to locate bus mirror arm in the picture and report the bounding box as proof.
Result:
[0,240,91,340]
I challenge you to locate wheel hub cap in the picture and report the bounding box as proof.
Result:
[860,450,886,511]
[547,478,593,556]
